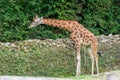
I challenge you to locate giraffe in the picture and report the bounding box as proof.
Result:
[29,15,99,76]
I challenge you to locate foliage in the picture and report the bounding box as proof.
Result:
[0,40,120,77]
[81,0,120,35]
[0,0,120,42]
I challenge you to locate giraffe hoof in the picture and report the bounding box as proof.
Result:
[75,74,79,77]
[76,72,81,76]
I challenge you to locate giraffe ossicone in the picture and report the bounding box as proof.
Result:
[29,15,99,76]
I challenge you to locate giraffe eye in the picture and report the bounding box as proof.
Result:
[34,20,38,23]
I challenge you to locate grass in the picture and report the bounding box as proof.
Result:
[0,45,75,77]
[69,74,92,80]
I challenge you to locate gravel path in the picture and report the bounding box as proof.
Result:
[80,70,120,80]
[0,76,72,80]
[0,70,120,80]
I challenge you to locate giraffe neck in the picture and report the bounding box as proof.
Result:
[42,18,73,32]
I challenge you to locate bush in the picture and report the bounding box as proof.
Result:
[0,0,119,42]
[81,0,120,35]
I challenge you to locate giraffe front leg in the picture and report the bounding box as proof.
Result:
[70,32,81,76]
[76,48,81,76]
[76,54,81,76]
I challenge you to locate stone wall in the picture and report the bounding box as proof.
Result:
[0,34,120,53]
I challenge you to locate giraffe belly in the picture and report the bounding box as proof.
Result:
[82,42,91,47]
[81,38,91,47]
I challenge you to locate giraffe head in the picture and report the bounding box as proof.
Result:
[29,15,43,28]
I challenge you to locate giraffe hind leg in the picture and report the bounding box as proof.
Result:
[95,53,99,74]
[88,47,95,75]
[96,58,99,74]
[92,44,99,74]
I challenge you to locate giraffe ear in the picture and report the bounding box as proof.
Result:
[33,18,35,20]
[40,17,43,19]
